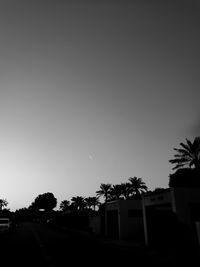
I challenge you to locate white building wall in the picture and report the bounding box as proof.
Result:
[105,200,143,241]
[171,187,200,227]
[119,200,143,240]
[143,187,200,246]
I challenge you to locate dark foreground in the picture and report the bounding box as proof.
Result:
[0,222,199,266]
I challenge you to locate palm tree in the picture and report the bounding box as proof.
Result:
[110,184,123,200]
[128,177,148,196]
[169,137,200,171]
[120,182,132,200]
[85,196,100,211]
[90,196,100,211]
[59,200,70,212]
[0,199,8,210]
[96,183,112,202]
[71,196,86,211]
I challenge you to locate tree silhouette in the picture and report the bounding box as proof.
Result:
[71,196,86,211]
[0,199,8,210]
[60,200,70,212]
[169,137,200,171]
[120,182,132,200]
[90,196,100,211]
[128,177,148,196]
[85,197,100,211]
[31,192,57,211]
[110,184,123,200]
[169,168,200,188]
[96,183,112,202]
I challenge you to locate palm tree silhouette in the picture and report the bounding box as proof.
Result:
[169,137,200,171]
[85,197,100,211]
[110,184,123,200]
[120,182,132,200]
[96,183,112,202]
[128,177,148,196]
[71,196,86,211]
[0,199,8,210]
[59,200,70,212]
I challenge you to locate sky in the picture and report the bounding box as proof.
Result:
[0,0,200,211]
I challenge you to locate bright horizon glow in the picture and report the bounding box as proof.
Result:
[0,1,200,211]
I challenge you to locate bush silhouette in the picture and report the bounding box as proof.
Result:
[169,168,200,187]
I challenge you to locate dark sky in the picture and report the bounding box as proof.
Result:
[0,0,200,211]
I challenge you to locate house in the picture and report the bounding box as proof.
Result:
[104,199,144,241]
[142,187,200,247]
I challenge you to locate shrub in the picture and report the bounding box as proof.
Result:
[169,168,200,187]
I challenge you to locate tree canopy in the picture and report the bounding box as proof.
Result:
[30,192,57,211]
[169,168,200,188]
[96,183,112,202]
[128,177,148,196]
[96,177,148,202]
[169,137,200,171]
[0,199,8,210]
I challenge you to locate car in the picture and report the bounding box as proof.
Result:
[0,218,10,233]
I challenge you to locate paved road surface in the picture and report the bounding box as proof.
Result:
[0,222,150,267]
[0,222,199,266]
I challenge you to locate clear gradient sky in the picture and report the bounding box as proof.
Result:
[0,0,200,211]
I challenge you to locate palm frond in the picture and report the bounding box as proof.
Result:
[186,138,193,148]
[174,149,191,157]
[180,142,191,152]
[169,157,189,164]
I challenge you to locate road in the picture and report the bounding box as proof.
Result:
[0,222,150,267]
[1,222,199,266]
